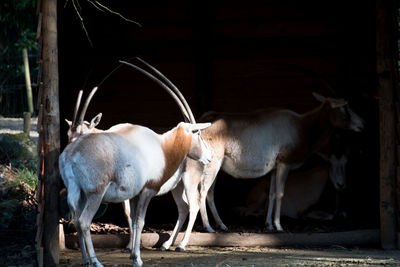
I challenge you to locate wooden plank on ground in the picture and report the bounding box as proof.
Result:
[65,230,379,249]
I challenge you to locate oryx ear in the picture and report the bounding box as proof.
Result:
[180,122,211,133]
[190,122,211,132]
[89,113,102,129]
[312,92,326,103]
[65,119,72,126]
[329,99,347,109]
[315,152,330,162]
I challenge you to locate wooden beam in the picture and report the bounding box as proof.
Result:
[65,230,380,249]
[376,0,399,249]
[39,0,61,265]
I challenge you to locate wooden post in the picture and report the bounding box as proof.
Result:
[38,0,61,265]
[23,111,31,135]
[376,0,399,249]
[23,47,34,135]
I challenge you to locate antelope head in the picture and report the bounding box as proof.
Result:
[328,154,347,190]
[181,122,212,165]
[66,87,102,143]
[313,92,364,132]
[317,152,347,191]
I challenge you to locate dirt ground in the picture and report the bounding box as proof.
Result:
[60,246,400,267]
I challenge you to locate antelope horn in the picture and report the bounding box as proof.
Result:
[78,86,99,126]
[72,90,83,126]
[135,57,196,124]
[118,60,191,123]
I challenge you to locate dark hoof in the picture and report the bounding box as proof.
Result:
[175,247,185,252]
[159,246,167,251]
[121,247,131,253]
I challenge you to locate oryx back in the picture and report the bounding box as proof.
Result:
[206,110,301,178]
[60,124,165,204]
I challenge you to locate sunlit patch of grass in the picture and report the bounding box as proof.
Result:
[13,167,38,190]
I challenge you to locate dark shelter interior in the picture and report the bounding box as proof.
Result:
[58,0,378,233]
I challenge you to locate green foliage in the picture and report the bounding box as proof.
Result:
[0,132,38,230]
[0,0,38,116]
[14,29,37,52]
[0,133,38,172]
[14,168,38,190]
[0,181,37,230]
[0,0,37,55]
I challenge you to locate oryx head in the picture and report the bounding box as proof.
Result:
[328,154,347,191]
[181,122,212,165]
[317,152,347,191]
[66,87,102,143]
[313,92,364,132]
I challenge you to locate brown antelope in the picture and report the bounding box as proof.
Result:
[59,60,211,267]
[160,93,364,251]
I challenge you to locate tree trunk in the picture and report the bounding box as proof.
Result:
[37,0,61,265]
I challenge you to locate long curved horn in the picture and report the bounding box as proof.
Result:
[72,90,83,126]
[118,60,191,123]
[78,86,99,126]
[135,57,196,124]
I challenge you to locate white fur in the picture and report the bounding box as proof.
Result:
[157,160,186,196]
[222,114,299,178]
[59,122,211,267]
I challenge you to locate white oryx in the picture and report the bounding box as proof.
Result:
[59,60,211,267]
[160,93,364,251]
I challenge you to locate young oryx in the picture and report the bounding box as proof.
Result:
[235,153,348,220]
[160,93,364,251]
[59,60,212,267]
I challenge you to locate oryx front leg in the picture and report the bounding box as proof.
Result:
[272,164,290,231]
[161,182,188,251]
[126,196,139,253]
[175,171,202,251]
[266,171,276,230]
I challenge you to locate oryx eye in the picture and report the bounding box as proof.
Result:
[343,106,351,120]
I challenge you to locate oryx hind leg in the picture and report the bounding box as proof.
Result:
[199,161,222,233]
[65,181,90,265]
[131,188,156,267]
[77,193,105,267]
[71,200,90,265]
[206,178,228,231]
